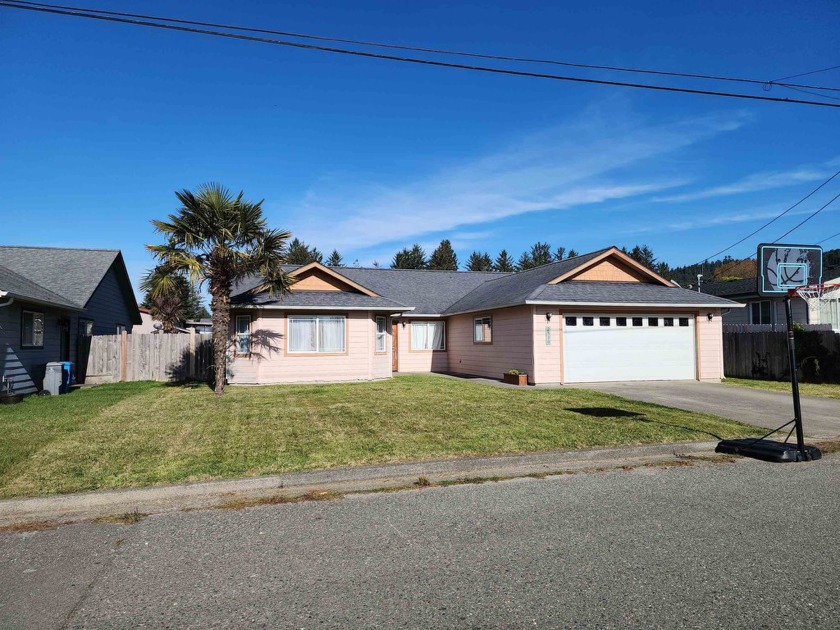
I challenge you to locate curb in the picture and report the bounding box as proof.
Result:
[0,441,721,528]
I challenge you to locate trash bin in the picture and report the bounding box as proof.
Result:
[62,361,74,393]
[44,362,63,395]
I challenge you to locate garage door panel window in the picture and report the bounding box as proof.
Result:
[648,317,659,327]
[565,316,577,326]
[583,317,594,326]
[616,317,627,327]
[664,317,674,327]
[599,317,610,327]
[632,317,643,327]
[679,317,690,327]
[411,321,445,351]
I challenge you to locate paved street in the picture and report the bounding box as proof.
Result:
[1,454,838,629]
[576,381,840,438]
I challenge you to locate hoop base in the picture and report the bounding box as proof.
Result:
[716,438,822,463]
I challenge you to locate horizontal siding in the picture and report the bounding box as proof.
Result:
[532,306,561,384]
[395,318,449,373]
[447,306,533,381]
[697,311,723,381]
[0,300,68,394]
[84,264,135,335]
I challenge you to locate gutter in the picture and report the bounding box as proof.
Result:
[0,290,13,309]
[232,305,415,312]
[524,300,746,308]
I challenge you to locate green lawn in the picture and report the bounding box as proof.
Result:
[723,378,840,400]
[0,375,759,499]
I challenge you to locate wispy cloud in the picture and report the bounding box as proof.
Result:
[281,108,749,254]
[654,158,839,203]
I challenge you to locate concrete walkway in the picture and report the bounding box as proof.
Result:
[575,380,840,439]
[0,441,719,528]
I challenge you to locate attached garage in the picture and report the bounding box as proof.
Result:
[562,313,696,383]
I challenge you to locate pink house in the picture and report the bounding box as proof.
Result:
[227,246,742,385]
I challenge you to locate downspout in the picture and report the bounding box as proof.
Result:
[0,291,14,308]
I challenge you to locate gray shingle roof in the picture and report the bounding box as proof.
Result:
[0,246,120,306]
[530,282,740,307]
[0,264,82,309]
[700,277,758,298]
[232,290,410,310]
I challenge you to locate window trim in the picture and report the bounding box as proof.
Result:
[375,316,388,354]
[234,314,252,357]
[409,320,446,352]
[21,309,45,349]
[285,314,348,356]
[750,300,773,325]
[473,315,493,345]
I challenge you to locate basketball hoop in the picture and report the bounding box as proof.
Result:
[789,282,840,302]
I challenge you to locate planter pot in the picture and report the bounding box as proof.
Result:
[503,373,528,386]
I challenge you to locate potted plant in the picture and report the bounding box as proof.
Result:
[503,369,528,386]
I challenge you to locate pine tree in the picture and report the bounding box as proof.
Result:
[466,251,494,271]
[529,242,553,267]
[391,244,427,269]
[554,246,566,261]
[326,249,343,267]
[516,251,534,270]
[567,249,579,259]
[494,249,515,272]
[428,239,459,270]
[624,245,656,268]
[286,238,323,265]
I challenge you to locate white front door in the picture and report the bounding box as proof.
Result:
[563,314,696,383]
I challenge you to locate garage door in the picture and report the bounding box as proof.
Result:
[563,314,696,383]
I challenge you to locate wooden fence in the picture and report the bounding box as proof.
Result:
[84,331,213,384]
[723,330,840,382]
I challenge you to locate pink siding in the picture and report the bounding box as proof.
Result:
[227,310,393,384]
[447,307,534,382]
[532,306,562,384]
[697,310,724,381]
[395,319,449,373]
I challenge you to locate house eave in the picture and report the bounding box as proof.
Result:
[3,292,84,311]
[232,304,414,312]
[524,300,746,309]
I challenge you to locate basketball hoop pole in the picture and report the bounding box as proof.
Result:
[784,290,807,460]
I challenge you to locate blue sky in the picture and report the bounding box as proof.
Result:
[1,0,839,299]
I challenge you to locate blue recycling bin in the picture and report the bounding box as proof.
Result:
[61,361,74,393]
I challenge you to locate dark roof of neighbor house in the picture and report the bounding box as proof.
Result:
[233,247,741,314]
[700,277,758,299]
[0,246,141,322]
[0,264,82,310]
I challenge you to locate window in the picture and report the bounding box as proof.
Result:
[375,316,387,353]
[599,317,610,327]
[663,317,674,327]
[21,310,44,348]
[288,315,346,353]
[78,319,94,337]
[116,324,127,335]
[632,317,643,327]
[751,301,773,325]
[583,317,594,326]
[411,321,445,351]
[648,317,659,327]
[235,315,252,355]
[473,316,492,344]
[616,317,627,327]
[565,316,577,327]
[679,317,690,327]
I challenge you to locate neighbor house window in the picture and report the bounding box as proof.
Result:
[235,315,252,355]
[21,310,44,348]
[288,315,346,353]
[473,316,492,343]
[116,324,127,335]
[375,316,387,353]
[411,321,445,351]
[751,301,773,325]
[78,319,94,337]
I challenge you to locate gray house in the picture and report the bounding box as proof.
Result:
[0,246,141,395]
[701,277,810,328]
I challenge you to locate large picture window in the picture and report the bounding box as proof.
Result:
[288,315,346,353]
[21,310,45,348]
[375,316,387,353]
[235,315,252,355]
[411,321,445,351]
[473,316,492,343]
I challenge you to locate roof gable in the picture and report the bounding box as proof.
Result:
[550,248,671,286]
[289,263,379,296]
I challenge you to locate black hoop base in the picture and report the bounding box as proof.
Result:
[716,438,822,463]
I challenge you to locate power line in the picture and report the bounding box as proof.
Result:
[773,64,840,83]
[772,189,840,242]
[8,0,840,93]
[817,230,840,245]
[696,169,840,263]
[3,1,840,109]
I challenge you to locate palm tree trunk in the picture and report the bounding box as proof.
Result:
[209,278,231,395]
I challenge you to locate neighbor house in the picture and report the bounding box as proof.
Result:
[0,246,141,394]
[701,275,819,329]
[227,246,741,385]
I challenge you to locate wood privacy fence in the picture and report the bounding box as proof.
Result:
[84,332,213,384]
[723,330,840,382]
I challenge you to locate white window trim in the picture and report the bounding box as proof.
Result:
[235,315,252,355]
[287,314,347,354]
[375,316,387,353]
[410,320,446,351]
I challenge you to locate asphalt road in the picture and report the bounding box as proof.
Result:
[575,381,840,438]
[1,455,838,629]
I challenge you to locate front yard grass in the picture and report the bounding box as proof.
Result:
[0,375,759,499]
[723,378,840,400]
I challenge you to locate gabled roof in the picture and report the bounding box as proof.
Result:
[0,264,82,310]
[233,290,411,311]
[529,282,741,307]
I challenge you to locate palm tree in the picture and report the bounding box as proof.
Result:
[146,183,292,394]
[140,265,185,333]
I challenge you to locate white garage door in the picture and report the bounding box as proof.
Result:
[563,314,696,383]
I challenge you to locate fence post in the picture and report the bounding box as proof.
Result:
[120,330,128,382]
[189,329,197,380]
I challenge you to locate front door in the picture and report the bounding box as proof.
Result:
[392,322,399,372]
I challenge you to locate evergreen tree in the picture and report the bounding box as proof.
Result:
[286,238,323,265]
[494,249,515,272]
[567,249,579,259]
[516,251,534,270]
[428,239,459,270]
[466,251,494,271]
[141,273,208,322]
[391,244,427,269]
[326,249,343,267]
[529,242,553,267]
[623,245,656,268]
[553,246,566,261]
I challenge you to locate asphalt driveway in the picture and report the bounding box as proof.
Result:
[575,381,840,438]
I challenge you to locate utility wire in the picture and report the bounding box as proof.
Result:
[8,0,840,93]
[817,230,840,245]
[772,64,840,83]
[3,0,840,109]
[772,189,840,242]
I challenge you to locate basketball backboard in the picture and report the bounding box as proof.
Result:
[757,243,822,297]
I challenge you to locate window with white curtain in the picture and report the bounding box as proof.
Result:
[473,316,492,343]
[235,315,251,355]
[288,315,346,353]
[411,321,445,351]
[375,316,387,353]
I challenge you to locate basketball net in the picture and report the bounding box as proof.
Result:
[789,282,840,302]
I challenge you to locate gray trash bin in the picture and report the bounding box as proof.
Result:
[44,362,64,395]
